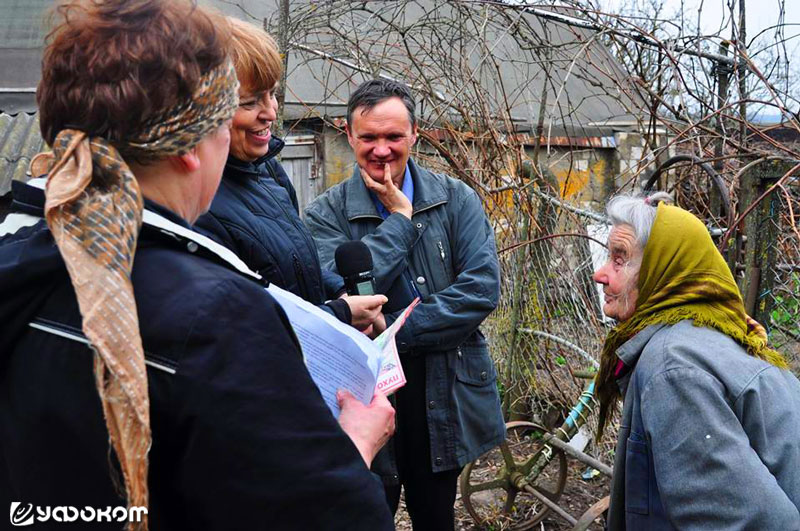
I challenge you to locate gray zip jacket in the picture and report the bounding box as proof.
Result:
[608,320,800,530]
[304,159,505,475]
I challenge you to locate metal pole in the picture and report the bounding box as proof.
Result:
[523,484,579,526]
[542,434,613,477]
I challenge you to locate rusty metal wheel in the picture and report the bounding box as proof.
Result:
[460,421,568,530]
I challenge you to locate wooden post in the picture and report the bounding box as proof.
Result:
[740,160,791,324]
[503,182,532,421]
[272,0,290,138]
[711,43,730,226]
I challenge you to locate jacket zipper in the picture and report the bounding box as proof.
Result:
[292,253,310,299]
[259,166,322,296]
[262,165,319,260]
[416,233,438,295]
[437,239,456,283]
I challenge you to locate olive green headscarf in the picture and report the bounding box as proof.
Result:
[595,203,788,438]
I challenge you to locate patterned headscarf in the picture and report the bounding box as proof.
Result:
[30,58,239,530]
[595,203,788,439]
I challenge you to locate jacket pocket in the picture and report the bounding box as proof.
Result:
[625,436,650,515]
[29,318,178,376]
[455,342,496,386]
[452,342,503,456]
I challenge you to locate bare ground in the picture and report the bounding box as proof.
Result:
[395,460,610,530]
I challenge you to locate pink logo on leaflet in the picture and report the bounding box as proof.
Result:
[10,502,34,527]
[377,372,402,391]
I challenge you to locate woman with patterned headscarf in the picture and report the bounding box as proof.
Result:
[593,193,800,530]
[0,1,394,530]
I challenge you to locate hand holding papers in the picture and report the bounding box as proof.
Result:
[267,284,418,418]
[335,389,395,466]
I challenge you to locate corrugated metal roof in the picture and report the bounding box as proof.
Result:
[0,112,45,195]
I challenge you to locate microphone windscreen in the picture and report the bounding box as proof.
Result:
[335,240,374,277]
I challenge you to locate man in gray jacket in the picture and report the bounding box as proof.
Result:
[305,79,505,530]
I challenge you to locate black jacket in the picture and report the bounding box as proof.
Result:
[0,181,392,530]
[194,138,349,323]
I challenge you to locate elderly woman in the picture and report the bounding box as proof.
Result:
[0,1,393,529]
[593,193,800,530]
[194,18,385,333]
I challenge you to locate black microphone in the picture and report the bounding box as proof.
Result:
[335,240,377,296]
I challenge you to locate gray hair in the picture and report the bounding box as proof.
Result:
[606,192,673,248]
[346,79,416,127]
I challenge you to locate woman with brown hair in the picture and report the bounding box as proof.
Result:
[194,17,388,335]
[0,1,394,529]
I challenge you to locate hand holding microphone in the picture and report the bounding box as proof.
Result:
[336,240,378,296]
[336,241,387,334]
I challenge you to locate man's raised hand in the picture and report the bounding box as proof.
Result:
[359,164,412,219]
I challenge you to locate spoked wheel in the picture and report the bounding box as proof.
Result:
[460,421,568,530]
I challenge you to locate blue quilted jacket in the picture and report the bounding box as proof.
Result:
[195,137,348,322]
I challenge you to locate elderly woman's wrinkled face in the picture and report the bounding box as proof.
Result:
[229,83,278,162]
[593,224,643,321]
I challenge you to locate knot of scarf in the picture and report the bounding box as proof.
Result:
[595,203,787,440]
[29,58,239,530]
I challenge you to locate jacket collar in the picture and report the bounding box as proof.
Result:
[225,136,285,180]
[12,179,261,281]
[616,323,667,365]
[344,158,449,221]
[614,323,667,393]
[143,198,191,229]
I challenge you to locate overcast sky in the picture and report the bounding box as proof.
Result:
[598,0,799,55]
[596,0,799,116]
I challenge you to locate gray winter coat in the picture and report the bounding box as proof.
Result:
[304,159,505,474]
[608,320,800,530]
